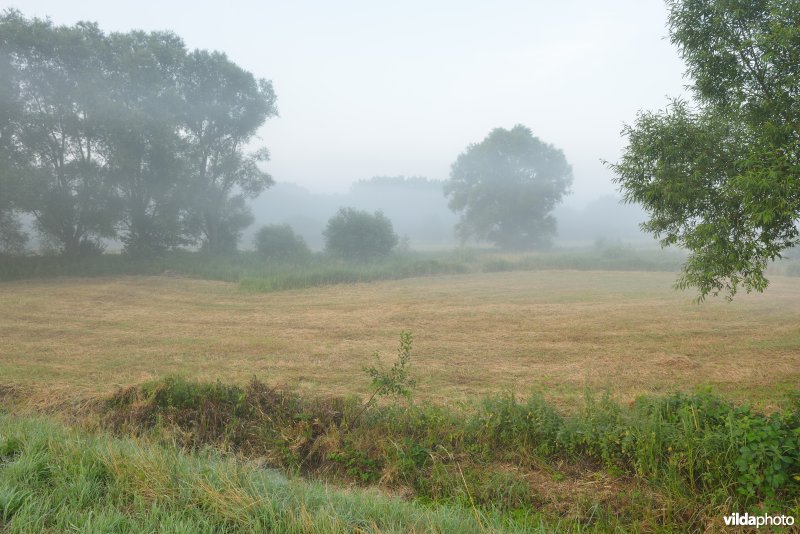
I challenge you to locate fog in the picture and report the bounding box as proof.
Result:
[244,178,652,251]
[3,1,681,255]
[11,0,687,203]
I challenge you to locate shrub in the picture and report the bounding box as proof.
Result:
[253,224,310,261]
[323,208,398,262]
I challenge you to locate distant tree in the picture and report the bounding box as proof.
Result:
[254,224,310,261]
[181,50,277,254]
[444,125,572,250]
[324,207,398,261]
[0,11,118,256]
[609,0,800,299]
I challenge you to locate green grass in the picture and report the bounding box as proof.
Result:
[4,243,799,298]
[0,245,690,291]
[0,412,565,533]
[94,376,800,531]
[3,376,797,532]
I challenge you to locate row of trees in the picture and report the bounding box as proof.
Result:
[0,10,276,256]
[6,1,795,299]
[0,13,574,258]
[256,208,398,262]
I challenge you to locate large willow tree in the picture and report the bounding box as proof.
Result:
[610,0,800,299]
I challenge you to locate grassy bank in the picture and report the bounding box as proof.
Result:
[3,377,798,532]
[99,378,800,528]
[0,413,555,533]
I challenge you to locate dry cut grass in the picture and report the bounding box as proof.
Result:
[1,270,798,409]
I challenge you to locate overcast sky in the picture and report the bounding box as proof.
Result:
[11,0,688,207]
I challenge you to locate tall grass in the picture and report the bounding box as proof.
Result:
[100,377,800,531]
[0,413,559,533]
[5,245,797,296]
[0,245,690,289]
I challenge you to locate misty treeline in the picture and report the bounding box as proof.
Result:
[0,10,656,262]
[249,179,651,251]
[0,10,276,257]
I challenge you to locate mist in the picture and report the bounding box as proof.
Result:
[244,178,654,252]
[3,2,799,530]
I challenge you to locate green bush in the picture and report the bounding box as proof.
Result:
[323,207,398,262]
[253,224,310,262]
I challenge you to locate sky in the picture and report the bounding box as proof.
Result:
[9,0,688,207]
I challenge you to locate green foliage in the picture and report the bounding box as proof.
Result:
[0,109,26,254]
[445,125,573,250]
[327,446,383,483]
[0,414,551,533]
[253,224,310,262]
[609,0,800,300]
[349,332,418,429]
[472,393,563,456]
[0,10,276,257]
[0,246,694,286]
[104,30,191,257]
[101,375,800,528]
[364,331,417,401]
[0,212,26,255]
[0,11,119,256]
[323,207,399,261]
[181,50,276,254]
[729,405,800,501]
[551,390,800,509]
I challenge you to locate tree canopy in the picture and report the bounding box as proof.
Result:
[254,224,309,261]
[609,0,800,299]
[444,125,572,250]
[0,10,276,256]
[323,208,398,261]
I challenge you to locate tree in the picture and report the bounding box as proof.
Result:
[0,11,118,256]
[609,0,800,300]
[323,207,398,261]
[254,224,310,261]
[0,163,27,254]
[181,50,277,254]
[444,125,572,250]
[106,30,190,257]
[0,36,26,254]
[0,11,278,257]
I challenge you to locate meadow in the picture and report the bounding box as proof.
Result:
[1,269,798,409]
[1,266,799,532]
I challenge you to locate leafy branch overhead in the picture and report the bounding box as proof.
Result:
[609,0,800,300]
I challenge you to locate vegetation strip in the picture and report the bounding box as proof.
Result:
[90,376,800,531]
[0,413,557,533]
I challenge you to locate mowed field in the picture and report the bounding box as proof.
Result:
[1,270,799,409]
